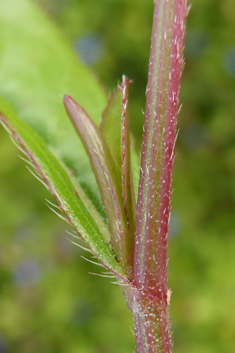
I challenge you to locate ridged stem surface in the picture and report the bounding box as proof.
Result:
[127,1,188,352]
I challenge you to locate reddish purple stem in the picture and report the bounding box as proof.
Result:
[135,0,187,300]
[129,1,187,352]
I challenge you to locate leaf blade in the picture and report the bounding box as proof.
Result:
[63,95,132,275]
[120,76,136,242]
[100,86,123,180]
[0,98,124,277]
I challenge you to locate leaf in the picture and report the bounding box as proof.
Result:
[100,78,140,202]
[0,98,125,278]
[100,77,138,221]
[100,86,123,180]
[100,77,138,276]
[0,0,107,217]
[63,95,132,275]
[120,76,136,241]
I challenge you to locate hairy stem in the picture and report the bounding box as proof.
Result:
[127,1,188,352]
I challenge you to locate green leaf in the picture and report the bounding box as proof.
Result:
[100,79,140,202]
[64,95,132,274]
[100,77,138,275]
[0,0,107,217]
[119,76,136,243]
[0,98,125,277]
[100,86,123,181]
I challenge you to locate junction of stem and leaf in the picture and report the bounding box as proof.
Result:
[64,1,187,350]
[0,0,188,352]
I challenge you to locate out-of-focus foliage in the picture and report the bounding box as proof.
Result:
[0,0,235,352]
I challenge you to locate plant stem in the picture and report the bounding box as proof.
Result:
[124,1,188,352]
[124,285,172,353]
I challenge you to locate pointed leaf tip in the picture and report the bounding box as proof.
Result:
[63,94,83,118]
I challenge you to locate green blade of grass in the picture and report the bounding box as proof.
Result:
[0,98,125,278]
[100,77,138,277]
[63,95,132,275]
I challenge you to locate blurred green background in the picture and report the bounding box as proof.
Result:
[0,0,235,352]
